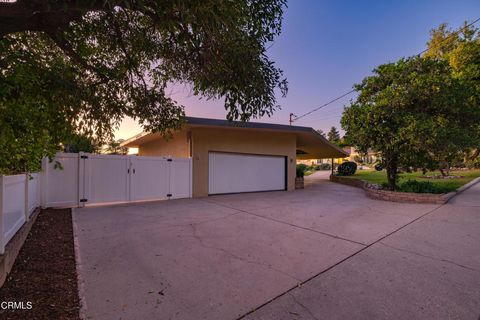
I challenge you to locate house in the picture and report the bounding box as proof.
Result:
[343,146,378,164]
[122,117,347,197]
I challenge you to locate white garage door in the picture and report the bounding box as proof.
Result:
[208,152,286,195]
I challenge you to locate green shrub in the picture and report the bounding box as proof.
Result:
[397,179,449,194]
[337,161,357,176]
[466,157,480,169]
[296,164,307,178]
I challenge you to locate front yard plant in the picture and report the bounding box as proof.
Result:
[341,24,480,190]
[343,169,480,193]
[337,161,357,176]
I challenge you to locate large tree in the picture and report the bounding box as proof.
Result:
[425,22,480,162]
[0,0,288,173]
[341,56,478,189]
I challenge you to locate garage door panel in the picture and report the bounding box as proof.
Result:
[209,152,285,195]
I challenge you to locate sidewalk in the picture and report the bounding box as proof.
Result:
[245,181,480,320]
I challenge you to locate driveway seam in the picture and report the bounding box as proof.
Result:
[71,208,88,320]
[377,241,480,273]
[235,203,444,320]
[200,199,367,247]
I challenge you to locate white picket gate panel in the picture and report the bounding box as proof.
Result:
[43,153,192,208]
[130,156,169,202]
[169,158,192,199]
[84,154,131,204]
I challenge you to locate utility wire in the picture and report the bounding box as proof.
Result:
[293,89,355,121]
[292,16,480,123]
[416,16,480,56]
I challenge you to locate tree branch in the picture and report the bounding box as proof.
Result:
[0,0,124,37]
[49,32,111,84]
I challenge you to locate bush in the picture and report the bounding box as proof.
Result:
[374,163,383,171]
[337,161,357,176]
[466,157,480,169]
[397,180,449,194]
[296,164,307,178]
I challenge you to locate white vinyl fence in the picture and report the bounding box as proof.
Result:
[43,153,192,207]
[0,152,192,254]
[0,173,41,254]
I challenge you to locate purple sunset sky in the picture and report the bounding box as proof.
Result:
[116,0,480,140]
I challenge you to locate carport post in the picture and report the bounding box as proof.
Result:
[331,158,334,176]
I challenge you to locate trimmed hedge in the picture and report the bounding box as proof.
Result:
[337,161,357,176]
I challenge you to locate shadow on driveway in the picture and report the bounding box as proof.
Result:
[73,171,460,320]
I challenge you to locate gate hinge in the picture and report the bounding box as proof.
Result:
[80,155,88,159]
[167,159,173,162]
[167,194,172,197]
[80,198,88,202]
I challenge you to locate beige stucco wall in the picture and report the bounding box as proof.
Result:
[137,129,190,158]
[137,126,297,198]
[191,128,296,197]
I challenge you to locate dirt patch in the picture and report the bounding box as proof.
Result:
[0,208,80,320]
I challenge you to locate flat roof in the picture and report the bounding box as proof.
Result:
[122,116,348,159]
[184,117,314,132]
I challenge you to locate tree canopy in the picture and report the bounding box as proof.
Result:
[327,126,341,145]
[0,0,288,174]
[425,22,480,162]
[341,56,479,189]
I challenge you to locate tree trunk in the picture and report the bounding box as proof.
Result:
[439,161,449,177]
[385,157,398,191]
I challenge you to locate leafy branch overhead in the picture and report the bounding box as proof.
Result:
[0,0,288,173]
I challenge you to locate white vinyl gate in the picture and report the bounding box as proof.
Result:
[43,153,192,207]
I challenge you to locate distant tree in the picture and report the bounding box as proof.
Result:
[64,133,99,153]
[341,56,478,189]
[316,129,326,138]
[327,127,341,145]
[105,139,129,155]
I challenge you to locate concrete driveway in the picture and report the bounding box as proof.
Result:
[73,171,479,320]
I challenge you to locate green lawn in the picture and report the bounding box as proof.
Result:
[344,169,480,192]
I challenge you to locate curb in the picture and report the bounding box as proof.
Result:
[330,174,480,205]
[444,176,480,203]
[72,208,88,320]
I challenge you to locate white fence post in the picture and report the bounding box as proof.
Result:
[41,157,48,209]
[189,158,193,198]
[78,152,84,208]
[0,175,5,254]
[24,173,30,222]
